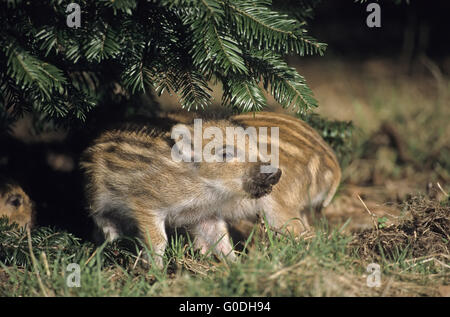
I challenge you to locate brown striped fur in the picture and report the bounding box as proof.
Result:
[164,110,341,236]
[229,112,341,235]
[80,121,282,267]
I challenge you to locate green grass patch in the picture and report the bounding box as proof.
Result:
[0,215,447,297]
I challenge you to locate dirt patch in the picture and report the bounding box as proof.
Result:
[324,184,403,232]
[351,195,450,260]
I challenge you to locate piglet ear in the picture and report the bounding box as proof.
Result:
[170,124,194,162]
[171,124,189,141]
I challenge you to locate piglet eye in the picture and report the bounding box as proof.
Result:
[7,194,23,208]
[218,146,235,161]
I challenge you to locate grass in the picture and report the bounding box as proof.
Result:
[0,211,447,297]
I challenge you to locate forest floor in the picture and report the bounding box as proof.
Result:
[0,58,449,297]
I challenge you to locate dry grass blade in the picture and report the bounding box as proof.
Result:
[40,252,51,277]
[357,194,379,232]
[26,228,49,297]
[267,260,306,280]
[437,182,449,197]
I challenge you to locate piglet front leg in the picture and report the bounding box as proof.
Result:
[190,218,237,261]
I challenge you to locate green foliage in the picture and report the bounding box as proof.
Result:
[377,216,388,229]
[0,0,325,132]
[299,113,355,166]
[0,216,146,270]
[0,217,85,267]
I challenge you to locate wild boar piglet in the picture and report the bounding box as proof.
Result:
[0,181,34,228]
[80,120,282,266]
